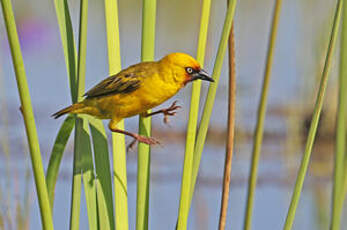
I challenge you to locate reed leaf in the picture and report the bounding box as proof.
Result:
[76,117,97,230]
[188,0,237,214]
[75,1,98,229]
[76,1,118,229]
[137,1,156,229]
[69,134,82,230]
[52,2,81,227]
[56,1,116,229]
[88,118,114,230]
[104,0,129,229]
[0,0,54,229]
[46,115,75,209]
[330,0,346,229]
[52,0,82,228]
[177,0,211,229]
[53,0,77,103]
[243,1,283,229]
[283,1,343,229]
[53,0,98,229]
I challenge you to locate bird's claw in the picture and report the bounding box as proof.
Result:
[126,135,160,152]
[162,100,181,124]
[139,136,160,145]
[126,139,137,152]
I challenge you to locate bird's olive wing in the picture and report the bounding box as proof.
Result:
[84,72,141,98]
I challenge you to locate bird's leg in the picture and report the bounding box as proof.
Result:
[109,119,159,148]
[142,100,181,124]
[109,127,160,145]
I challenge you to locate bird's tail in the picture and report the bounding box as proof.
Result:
[52,103,85,119]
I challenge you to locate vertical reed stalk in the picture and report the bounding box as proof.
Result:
[330,0,346,229]
[218,23,236,230]
[104,0,129,229]
[75,1,99,229]
[76,0,88,109]
[52,1,80,227]
[283,1,343,229]
[188,0,237,212]
[176,0,211,229]
[0,0,54,229]
[69,124,81,230]
[75,117,97,230]
[68,2,84,229]
[184,0,212,185]
[53,0,78,102]
[243,1,283,229]
[53,0,97,228]
[136,1,156,229]
[89,119,115,230]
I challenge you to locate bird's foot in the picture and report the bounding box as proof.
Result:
[135,134,160,145]
[142,101,181,124]
[162,100,181,124]
[126,139,137,152]
[126,134,160,151]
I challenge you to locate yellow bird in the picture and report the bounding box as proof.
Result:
[53,52,214,145]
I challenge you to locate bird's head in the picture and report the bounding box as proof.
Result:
[160,53,214,86]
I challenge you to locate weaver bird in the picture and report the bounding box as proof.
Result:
[53,52,214,145]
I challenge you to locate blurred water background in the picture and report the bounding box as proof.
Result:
[0,0,346,229]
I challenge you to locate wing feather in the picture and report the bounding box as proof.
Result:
[84,69,142,98]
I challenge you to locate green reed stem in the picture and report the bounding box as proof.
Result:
[61,2,80,227]
[89,118,114,230]
[104,0,129,229]
[188,0,237,213]
[330,0,346,229]
[69,131,82,230]
[55,2,81,227]
[83,16,116,228]
[184,0,212,157]
[53,0,77,103]
[76,118,97,230]
[76,0,88,101]
[0,0,54,229]
[177,0,211,229]
[218,22,236,230]
[52,1,80,226]
[283,1,343,229]
[137,1,156,230]
[46,115,75,209]
[75,1,98,229]
[243,1,283,229]
[53,0,97,229]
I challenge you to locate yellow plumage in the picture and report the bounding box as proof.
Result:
[53,52,213,144]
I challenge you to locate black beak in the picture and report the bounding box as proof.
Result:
[195,69,214,82]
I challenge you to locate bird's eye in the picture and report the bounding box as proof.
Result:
[186,67,194,74]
